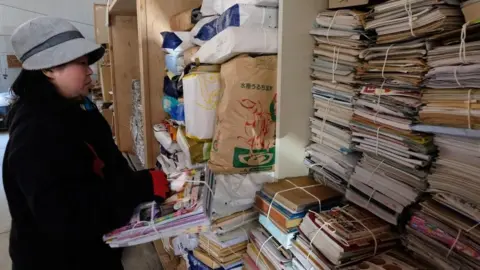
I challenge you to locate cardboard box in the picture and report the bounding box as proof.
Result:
[462,0,480,23]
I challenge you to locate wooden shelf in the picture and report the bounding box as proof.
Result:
[109,0,137,15]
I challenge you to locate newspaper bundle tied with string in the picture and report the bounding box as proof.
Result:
[103,170,210,248]
[306,9,369,194]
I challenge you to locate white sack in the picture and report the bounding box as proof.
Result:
[193,27,278,64]
[190,16,219,46]
[200,0,216,16]
[183,72,221,140]
[161,31,194,54]
[192,4,278,45]
[212,172,275,218]
[213,0,279,14]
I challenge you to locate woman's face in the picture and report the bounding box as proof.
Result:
[44,56,93,99]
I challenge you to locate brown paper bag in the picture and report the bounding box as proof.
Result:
[208,55,277,174]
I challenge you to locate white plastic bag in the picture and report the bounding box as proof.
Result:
[212,172,275,218]
[193,27,278,64]
[213,0,279,14]
[165,54,185,75]
[182,71,221,140]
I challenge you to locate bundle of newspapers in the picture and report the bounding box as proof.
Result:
[306,10,367,192]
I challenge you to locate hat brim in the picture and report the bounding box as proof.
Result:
[22,38,105,70]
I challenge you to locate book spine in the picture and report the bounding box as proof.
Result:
[255,196,288,228]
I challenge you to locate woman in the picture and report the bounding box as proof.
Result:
[3,17,170,270]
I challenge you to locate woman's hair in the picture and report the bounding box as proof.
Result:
[10,69,59,103]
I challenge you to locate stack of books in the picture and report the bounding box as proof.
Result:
[404,199,480,269]
[366,0,463,45]
[297,205,398,269]
[340,249,435,270]
[253,177,343,250]
[103,176,210,247]
[306,9,367,190]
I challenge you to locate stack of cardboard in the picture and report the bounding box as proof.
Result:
[404,199,480,269]
[306,10,367,192]
[296,205,398,269]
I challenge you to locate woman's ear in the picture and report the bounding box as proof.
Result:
[42,69,55,79]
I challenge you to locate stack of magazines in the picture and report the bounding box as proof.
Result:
[419,23,480,130]
[244,226,293,270]
[103,171,210,248]
[297,205,398,268]
[404,199,480,269]
[366,0,463,45]
[306,9,367,191]
[428,135,480,204]
[349,87,436,225]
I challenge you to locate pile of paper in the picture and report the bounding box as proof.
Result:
[297,205,398,268]
[254,177,343,249]
[349,88,436,224]
[366,0,464,45]
[427,135,480,206]
[404,199,480,269]
[201,171,275,270]
[244,226,293,270]
[357,42,428,90]
[340,249,435,270]
[306,10,367,190]
[103,172,210,248]
[419,23,480,130]
[193,226,254,270]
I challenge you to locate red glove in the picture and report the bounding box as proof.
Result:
[150,170,170,200]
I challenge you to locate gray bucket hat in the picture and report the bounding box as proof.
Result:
[11,17,105,70]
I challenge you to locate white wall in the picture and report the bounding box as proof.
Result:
[0,0,107,91]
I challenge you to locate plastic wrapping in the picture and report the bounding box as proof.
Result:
[211,172,275,219]
[192,4,278,45]
[165,54,185,75]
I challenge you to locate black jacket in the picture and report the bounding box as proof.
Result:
[3,96,155,270]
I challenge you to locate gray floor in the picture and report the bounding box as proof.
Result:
[0,132,11,269]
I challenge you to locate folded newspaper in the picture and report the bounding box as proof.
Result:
[103,170,210,248]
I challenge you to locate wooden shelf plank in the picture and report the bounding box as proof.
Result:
[109,0,137,15]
